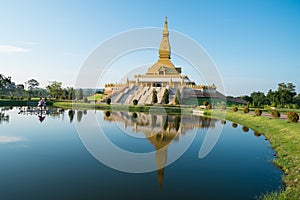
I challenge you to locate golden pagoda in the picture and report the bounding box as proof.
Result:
[134,17,191,88]
[104,17,221,105]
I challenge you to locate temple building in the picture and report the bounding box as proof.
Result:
[104,18,224,105]
[134,17,192,88]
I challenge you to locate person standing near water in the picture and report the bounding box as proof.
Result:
[38,98,46,107]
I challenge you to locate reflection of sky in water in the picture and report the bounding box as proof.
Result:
[0,136,25,143]
[0,107,282,200]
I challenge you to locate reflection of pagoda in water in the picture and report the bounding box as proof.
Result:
[104,111,217,190]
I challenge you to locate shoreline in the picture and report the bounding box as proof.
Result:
[215,110,300,199]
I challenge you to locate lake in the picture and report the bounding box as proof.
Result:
[0,107,282,200]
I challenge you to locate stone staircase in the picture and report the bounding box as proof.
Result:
[111,85,181,105]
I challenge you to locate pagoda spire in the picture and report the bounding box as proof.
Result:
[159,16,171,59]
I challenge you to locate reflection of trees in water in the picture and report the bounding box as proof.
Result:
[105,111,111,117]
[68,110,75,123]
[0,111,9,124]
[77,110,83,122]
[151,115,157,129]
[242,126,249,132]
[253,131,261,137]
[17,107,65,123]
[232,123,238,128]
[163,116,169,131]
[173,116,181,131]
[132,112,137,119]
[199,117,216,128]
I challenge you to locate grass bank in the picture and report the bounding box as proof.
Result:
[207,110,300,199]
[53,101,193,115]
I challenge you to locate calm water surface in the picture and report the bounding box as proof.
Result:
[0,107,282,200]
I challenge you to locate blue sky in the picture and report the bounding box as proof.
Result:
[0,0,300,96]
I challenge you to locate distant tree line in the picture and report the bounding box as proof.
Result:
[241,82,300,108]
[0,73,94,101]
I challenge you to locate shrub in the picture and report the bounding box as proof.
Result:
[287,112,299,123]
[152,89,158,104]
[106,98,111,105]
[175,89,181,105]
[221,105,226,110]
[84,97,89,103]
[132,99,138,105]
[254,108,262,116]
[162,89,169,104]
[203,101,209,106]
[243,107,249,113]
[28,97,31,100]
[271,110,281,118]
[232,106,238,112]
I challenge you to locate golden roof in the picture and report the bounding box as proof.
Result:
[146,17,179,75]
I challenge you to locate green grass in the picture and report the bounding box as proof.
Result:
[86,94,106,102]
[205,109,300,199]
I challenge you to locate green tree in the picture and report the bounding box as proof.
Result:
[250,91,266,107]
[46,81,63,99]
[0,74,12,94]
[152,89,158,104]
[77,88,84,100]
[241,95,253,105]
[61,89,69,99]
[27,79,39,90]
[106,98,111,105]
[295,94,300,108]
[15,84,25,97]
[175,89,181,105]
[276,83,296,106]
[68,87,75,100]
[162,89,169,104]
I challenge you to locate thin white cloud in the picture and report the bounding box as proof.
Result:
[15,41,39,45]
[0,45,31,53]
[59,52,80,56]
[0,136,25,143]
